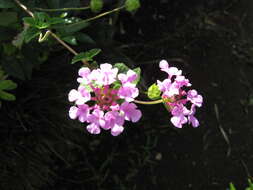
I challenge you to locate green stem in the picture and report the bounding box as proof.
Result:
[71,6,125,27]
[34,6,90,12]
[134,99,164,105]
[38,30,51,43]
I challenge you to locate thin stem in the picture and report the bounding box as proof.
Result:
[34,6,90,12]
[48,31,78,55]
[70,6,125,27]
[14,0,34,17]
[134,99,164,105]
[38,30,51,43]
[48,31,89,67]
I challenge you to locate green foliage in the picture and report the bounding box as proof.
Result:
[23,12,64,29]
[133,67,141,85]
[90,0,103,13]
[125,0,140,12]
[62,35,77,45]
[53,18,89,34]
[24,27,41,43]
[114,63,129,73]
[0,69,17,102]
[71,48,101,64]
[229,183,237,190]
[147,83,161,100]
[228,180,253,190]
[0,80,17,90]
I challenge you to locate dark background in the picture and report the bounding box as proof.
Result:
[1,0,253,189]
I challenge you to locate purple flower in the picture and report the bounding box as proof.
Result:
[118,70,137,84]
[69,104,89,123]
[68,87,91,105]
[104,111,124,130]
[111,125,124,136]
[118,83,139,102]
[188,105,199,127]
[159,60,182,78]
[91,63,118,85]
[120,102,142,122]
[187,90,203,107]
[69,64,142,136]
[157,79,180,97]
[77,67,91,84]
[170,104,189,128]
[155,60,203,128]
[86,123,101,135]
[86,108,105,134]
[104,111,125,136]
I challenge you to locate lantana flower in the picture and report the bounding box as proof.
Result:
[155,60,203,128]
[68,63,142,136]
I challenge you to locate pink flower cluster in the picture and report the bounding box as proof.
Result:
[157,60,203,128]
[68,64,142,136]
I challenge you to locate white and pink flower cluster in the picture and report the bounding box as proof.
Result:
[68,64,142,136]
[157,60,203,128]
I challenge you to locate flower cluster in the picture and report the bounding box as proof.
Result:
[157,60,203,128]
[68,64,142,136]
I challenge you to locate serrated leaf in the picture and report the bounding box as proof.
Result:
[0,90,16,101]
[71,48,101,64]
[132,67,141,85]
[125,0,140,12]
[24,27,41,43]
[148,83,161,100]
[0,80,17,90]
[62,35,77,45]
[90,0,103,13]
[114,63,129,74]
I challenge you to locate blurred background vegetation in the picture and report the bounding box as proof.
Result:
[0,0,253,189]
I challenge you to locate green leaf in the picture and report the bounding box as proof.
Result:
[90,0,103,13]
[62,35,78,45]
[148,83,161,100]
[0,12,17,26]
[48,17,65,25]
[229,183,236,190]
[54,20,90,34]
[76,33,95,44]
[248,179,253,190]
[0,0,15,8]
[0,90,16,101]
[113,63,129,74]
[24,27,41,43]
[33,12,51,29]
[0,80,17,90]
[23,17,36,26]
[132,67,141,85]
[71,48,101,64]
[125,0,140,12]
